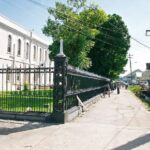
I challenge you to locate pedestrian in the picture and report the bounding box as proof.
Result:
[107,85,111,97]
[117,84,120,94]
[125,83,128,89]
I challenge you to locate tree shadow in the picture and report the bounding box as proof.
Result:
[111,133,150,150]
[0,121,58,135]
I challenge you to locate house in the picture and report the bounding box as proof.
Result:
[141,63,150,82]
[0,15,52,90]
[122,69,142,84]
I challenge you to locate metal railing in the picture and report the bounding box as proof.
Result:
[65,65,110,109]
[0,53,110,123]
[53,54,110,114]
[0,66,54,113]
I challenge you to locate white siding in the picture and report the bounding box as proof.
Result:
[0,15,50,67]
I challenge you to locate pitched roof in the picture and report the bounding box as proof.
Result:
[0,14,49,46]
[125,69,143,77]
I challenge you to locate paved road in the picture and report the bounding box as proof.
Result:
[0,89,150,150]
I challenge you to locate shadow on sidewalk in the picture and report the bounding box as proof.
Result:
[111,133,150,150]
[0,121,58,135]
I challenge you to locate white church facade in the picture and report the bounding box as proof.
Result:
[0,15,52,91]
[0,15,50,67]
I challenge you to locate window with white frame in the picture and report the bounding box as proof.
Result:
[7,35,12,53]
[45,51,47,63]
[17,39,21,56]
[26,42,29,59]
[40,48,42,62]
[33,45,37,60]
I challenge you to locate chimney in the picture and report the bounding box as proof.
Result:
[146,63,150,70]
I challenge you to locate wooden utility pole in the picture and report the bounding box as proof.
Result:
[128,54,133,84]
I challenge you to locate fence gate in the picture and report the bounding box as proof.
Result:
[0,66,54,120]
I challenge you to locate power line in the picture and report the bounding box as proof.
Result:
[63,23,116,47]
[27,0,47,9]
[26,0,125,49]
[27,0,122,40]
[107,21,150,50]
[16,0,150,51]
[3,0,48,37]
[131,37,150,50]
[26,0,124,40]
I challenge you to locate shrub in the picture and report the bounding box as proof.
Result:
[23,82,29,91]
[129,85,142,95]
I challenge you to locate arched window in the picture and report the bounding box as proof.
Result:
[17,39,21,56]
[45,51,47,62]
[33,45,36,60]
[26,42,29,59]
[40,48,42,62]
[7,35,12,53]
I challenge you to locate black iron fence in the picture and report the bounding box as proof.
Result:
[65,65,110,110]
[0,54,110,122]
[53,54,110,119]
[0,66,53,113]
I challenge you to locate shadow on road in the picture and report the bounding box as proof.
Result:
[111,133,150,150]
[0,121,57,135]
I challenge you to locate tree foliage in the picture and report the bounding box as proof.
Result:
[43,0,107,69]
[43,0,130,79]
[88,14,130,79]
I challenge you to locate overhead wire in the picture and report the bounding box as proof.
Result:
[9,0,150,51]
[25,0,125,49]
[107,21,150,50]
[27,0,122,39]
[131,37,150,50]
[68,2,150,51]
[2,0,49,37]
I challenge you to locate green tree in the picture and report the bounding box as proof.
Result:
[88,14,130,79]
[43,0,107,69]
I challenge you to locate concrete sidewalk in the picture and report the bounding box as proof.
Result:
[0,89,150,150]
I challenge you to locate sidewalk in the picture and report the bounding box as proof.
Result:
[0,89,150,150]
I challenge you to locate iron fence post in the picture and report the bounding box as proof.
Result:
[53,54,68,123]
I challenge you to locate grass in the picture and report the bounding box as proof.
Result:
[128,85,150,111]
[128,85,142,96]
[0,89,53,113]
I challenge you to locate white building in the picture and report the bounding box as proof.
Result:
[0,15,50,67]
[0,15,52,90]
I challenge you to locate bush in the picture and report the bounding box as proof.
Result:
[129,85,142,95]
[23,82,29,91]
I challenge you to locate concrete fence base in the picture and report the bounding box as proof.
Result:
[52,94,101,123]
[0,111,52,122]
[0,95,101,123]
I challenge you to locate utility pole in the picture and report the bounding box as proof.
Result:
[128,54,133,84]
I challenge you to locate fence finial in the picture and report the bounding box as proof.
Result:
[57,38,65,56]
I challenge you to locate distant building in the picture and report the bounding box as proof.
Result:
[141,63,150,81]
[122,69,142,84]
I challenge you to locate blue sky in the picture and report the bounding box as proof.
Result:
[0,0,150,75]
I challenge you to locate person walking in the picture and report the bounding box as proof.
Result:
[117,84,120,94]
